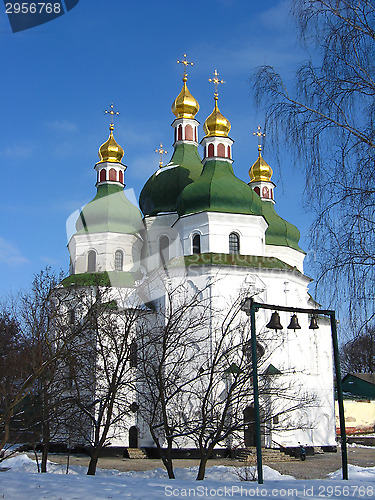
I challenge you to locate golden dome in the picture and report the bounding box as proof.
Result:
[98,125,124,163]
[172,76,200,119]
[203,96,231,137]
[249,149,273,182]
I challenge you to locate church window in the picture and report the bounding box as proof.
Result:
[262,186,269,198]
[227,145,231,158]
[192,234,201,254]
[254,186,260,196]
[270,189,273,200]
[185,124,193,141]
[130,341,138,368]
[119,170,123,184]
[99,169,106,182]
[217,143,225,157]
[115,250,124,271]
[69,309,75,325]
[159,236,169,266]
[194,127,197,142]
[87,251,96,272]
[109,168,117,181]
[178,125,182,141]
[207,143,214,157]
[229,232,240,254]
[130,402,139,412]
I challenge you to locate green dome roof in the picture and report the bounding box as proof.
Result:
[177,159,263,216]
[139,143,203,216]
[260,200,304,252]
[76,184,143,235]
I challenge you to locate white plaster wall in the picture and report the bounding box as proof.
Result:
[159,264,336,449]
[69,232,143,274]
[174,212,268,257]
[265,245,306,273]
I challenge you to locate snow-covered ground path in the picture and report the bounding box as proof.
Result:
[0,454,374,499]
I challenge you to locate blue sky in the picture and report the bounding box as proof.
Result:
[0,0,314,295]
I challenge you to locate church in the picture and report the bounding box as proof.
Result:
[62,59,337,454]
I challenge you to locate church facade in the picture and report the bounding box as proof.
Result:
[63,67,336,452]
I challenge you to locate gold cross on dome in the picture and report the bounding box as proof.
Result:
[209,69,225,97]
[104,103,120,130]
[177,53,194,80]
[155,142,167,168]
[253,125,266,153]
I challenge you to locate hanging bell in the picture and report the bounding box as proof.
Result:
[309,315,319,329]
[266,311,283,331]
[288,314,301,331]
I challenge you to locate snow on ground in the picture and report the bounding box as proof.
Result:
[0,454,374,499]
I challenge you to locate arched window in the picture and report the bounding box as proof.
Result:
[217,143,225,157]
[254,186,260,196]
[119,170,123,184]
[229,232,240,254]
[178,125,182,141]
[109,168,117,181]
[87,250,96,272]
[115,250,124,271]
[192,234,201,254]
[185,124,193,141]
[207,143,214,157]
[227,145,231,158]
[194,127,197,142]
[99,169,106,182]
[159,236,169,266]
[262,186,269,199]
[130,341,138,368]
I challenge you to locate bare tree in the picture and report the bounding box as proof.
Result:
[0,268,85,470]
[252,0,375,329]
[55,282,145,476]
[340,327,375,374]
[136,278,212,479]
[182,295,316,480]
[138,279,316,481]
[0,310,30,455]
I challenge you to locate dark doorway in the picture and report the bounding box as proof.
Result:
[244,406,256,447]
[244,406,265,447]
[129,426,138,448]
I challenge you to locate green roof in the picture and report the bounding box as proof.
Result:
[75,184,143,235]
[168,252,300,272]
[342,373,375,399]
[177,159,263,216]
[61,271,140,288]
[263,364,282,375]
[260,200,304,253]
[139,143,203,216]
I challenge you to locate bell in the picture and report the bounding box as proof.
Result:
[288,314,301,331]
[266,311,283,331]
[309,315,319,329]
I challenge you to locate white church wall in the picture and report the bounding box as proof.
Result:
[265,244,305,273]
[69,232,143,274]
[175,212,268,256]
[142,213,182,272]
[163,265,336,449]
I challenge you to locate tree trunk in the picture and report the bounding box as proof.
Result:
[87,448,100,475]
[196,456,208,480]
[41,389,50,473]
[41,441,49,473]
